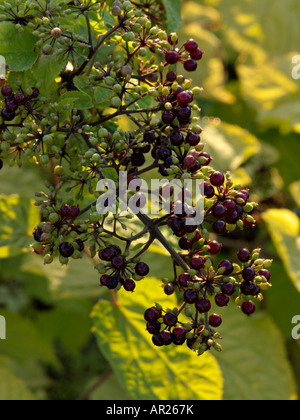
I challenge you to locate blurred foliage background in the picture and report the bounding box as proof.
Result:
[0,0,300,400]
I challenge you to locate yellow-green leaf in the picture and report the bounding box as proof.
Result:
[262,208,300,291]
[91,278,223,400]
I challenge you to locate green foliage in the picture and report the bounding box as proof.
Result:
[0,0,299,402]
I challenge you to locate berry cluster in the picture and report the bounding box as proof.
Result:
[146,248,272,354]
[99,245,150,292]
[1,85,39,122]
[0,0,272,356]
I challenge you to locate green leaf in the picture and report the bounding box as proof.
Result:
[0,22,38,71]
[32,55,62,96]
[214,305,298,400]
[163,0,182,33]
[201,121,261,184]
[262,208,300,292]
[60,91,93,113]
[94,86,115,107]
[0,195,40,258]
[290,181,300,207]
[92,278,223,400]
[0,366,35,400]
[0,309,57,366]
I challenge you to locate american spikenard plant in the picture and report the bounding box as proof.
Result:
[0,0,272,356]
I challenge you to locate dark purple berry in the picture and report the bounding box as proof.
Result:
[203,182,215,198]
[190,256,205,270]
[123,279,136,292]
[75,239,85,252]
[13,92,26,105]
[208,241,222,255]
[147,321,161,335]
[166,71,177,82]
[6,101,18,112]
[164,283,175,295]
[259,269,271,281]
[135,262,149,276]
[34,228,43,242]
[215,293,229,307]
[237,248,251,263]
[111,255,126,269]
[179,237,192,250]
[209,314,222,328]
[241,300,256,316]
[177,91,192,107]
[100,274,109,286]
[158,147,171,161]
[131,153,146,167]
[59,242,74,258]
[242,267,256,281]
[184,39,198,53]
[210,171,225,187]
[225,211,239,224]
[218,260,234,275]
[162,110,175,124]
[172,326,187,345]
[1,86,13,97]
[60,204,71,218]
[163,312,178,327]
[69,205,80,219]
[170,131,184,146]
[184,59,198,72]
[152,334,164,347]
[186,132,200,146]
[177,273,191,287]
[177,106,191,123]
[224,200,237,213]
[213,220,227,235]
[240,281,256,296]
[1,108,15,121]
[184,289,198,304]
[212,204,226,219]
[195,298,211,313]
[165,51,179,65]
[144,131,156,143]
[190,48,204,61]
[144,307,162,323]
[160,330,173,346]
[99,247,116,261]
[221,282,236,296]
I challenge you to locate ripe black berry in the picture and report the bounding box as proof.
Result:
[163,312,178,327]
[177,106,191,123]
[210,171,225,187]
[13,92,26,105]
[203,182,215,198]
[224,200,237,213]
[135,262,150,276]
[164,283,175,295]
[190,48,204,61]
[6,101,18,112]
[131,153,146,167]
[209,314,222,328]
[160,330,173,346]
[144,307,162,323]
[75,239,85,252]
[152,334,164,347]
[259,269,271,281]
[100,274,109,286]
[241,301,256,316]
[177,91,192,107]
[99,246,116,261]
[1,86,13,97]
[242,267,256,281]
[190,256,205,270]
[111,255,126,269]
[221,282,236,296]
[144,131,156,143]
[213,220,227,235]
[212,204,226,219]
[166,71,177,82]
[186,132,200,146]
[1,109,15,121]
[147,321,161,335]
[162,111,175,124]
[172,326,187,345]
[170,131,184,146]
[165,51,179,65]
[123,279,136,292]
[218,260,234,275]
[240,281,256,296]
[184,289,198,304]
[208,241,222,255]
[184,59,198,72]
[237,248,251,263]
[195,298,211,313]
[184,39,198,53]
[69,205,80,219]
[60,204,71,218]
[34,228,43,242]
[59,242,74,258]
[177,273,191,287]
[215,293,229,307]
